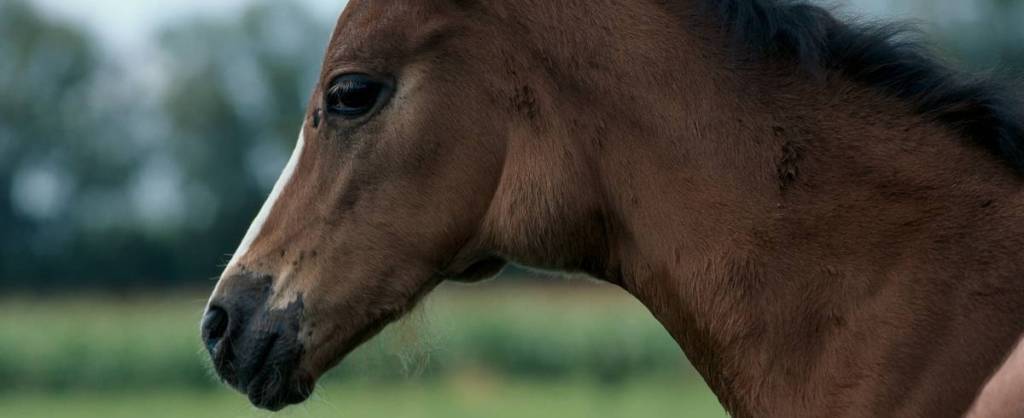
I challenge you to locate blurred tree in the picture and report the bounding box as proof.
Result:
[0,0,1020,290]
[932,0,1024,71]
[0,0,329,289]
[154,1,329,283]
[0,0,121,285]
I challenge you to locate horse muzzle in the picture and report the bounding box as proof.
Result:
[201,272,313,411]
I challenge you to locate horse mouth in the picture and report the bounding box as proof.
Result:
[211,329,314,411]
[206,273,445,411]
[204,294,314,411]
[206,303,404,411]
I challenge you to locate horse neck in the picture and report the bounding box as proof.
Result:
[485,3,1024,414]
[588,58,1024,416]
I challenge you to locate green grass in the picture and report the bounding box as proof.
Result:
[0,379,727,418]
[0,281,729,416]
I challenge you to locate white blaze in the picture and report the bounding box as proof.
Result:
[224,129,306,273]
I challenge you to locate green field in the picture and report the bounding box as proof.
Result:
[0,281,728,417]
[1,380,727,418]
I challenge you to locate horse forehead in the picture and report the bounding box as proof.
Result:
[330,0,462,51]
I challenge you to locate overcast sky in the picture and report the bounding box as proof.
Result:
[30,0,348,52]
[29,0,978,55]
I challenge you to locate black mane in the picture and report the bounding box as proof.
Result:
[703,0,1024,175]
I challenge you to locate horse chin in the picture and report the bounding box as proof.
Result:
[448,256,508,283]
[245,367,315,411]
[238,308,391,411]
[205,293,314,411]
[305,274,450,389]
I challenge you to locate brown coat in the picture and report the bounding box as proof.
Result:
[203,1,1024,415]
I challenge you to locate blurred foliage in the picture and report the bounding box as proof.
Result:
[0,0,1022,289]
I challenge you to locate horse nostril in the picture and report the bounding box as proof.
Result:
[202,306,230,354]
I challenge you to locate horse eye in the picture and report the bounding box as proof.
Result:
[325,74,385,118]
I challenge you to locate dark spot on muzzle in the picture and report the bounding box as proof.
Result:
[202,272,313,411]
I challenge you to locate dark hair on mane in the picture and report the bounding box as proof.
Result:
[703,0,1024,175]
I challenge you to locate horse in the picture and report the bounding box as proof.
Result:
[970,339,1024,417]
[200,0,1024,416]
